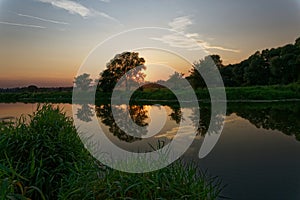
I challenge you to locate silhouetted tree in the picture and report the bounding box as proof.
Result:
[244,51,270,86]
[208,36,300,86]
[187,55,223,89]
[98,52,146,92]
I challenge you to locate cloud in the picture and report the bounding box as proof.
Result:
[153,16,239,53]
[38,0,93,17]
[197,41,240,53]
[37,0,119,22]
[152,34,199,49]
[98,0,111,2]
[168,16,192,32]
[97,11,120,23]
[17,13,68,25]
[0,21,46,29]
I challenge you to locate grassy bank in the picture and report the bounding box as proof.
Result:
[0,105,223,199]
[1,84,299,103]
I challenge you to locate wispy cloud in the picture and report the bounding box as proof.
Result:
[0,21,46,29]
[38,0,93,17]
[97,11,120,23]
[197,41,240,53]
[168,16,192,32]
[98,0,111,2]
[37,0,119,23]
[152,16,239,53]
[17,13,68,25]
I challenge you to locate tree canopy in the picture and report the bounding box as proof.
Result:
[187,37,300,88]
[187,54,223,89]
[98,52,146,92]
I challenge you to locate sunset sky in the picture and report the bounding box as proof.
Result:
[0,0,299,87]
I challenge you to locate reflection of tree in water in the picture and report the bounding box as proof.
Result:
[228,103,300,141]
[184,102,300,141]
[95,104,148,142]
[93,102,300,144]
[76,104,93,122]
[168,104,182,124]
[168,104,217,137]
[168,103,225,135]
[189,106,224,137]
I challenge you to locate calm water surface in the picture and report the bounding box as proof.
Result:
[1,102,300,199]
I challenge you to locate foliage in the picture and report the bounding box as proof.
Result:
[218,37,300,87]
[186,37,300,87]
[188,55,223,89]
[98,52,146,92]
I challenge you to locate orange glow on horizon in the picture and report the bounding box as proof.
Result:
[139,49,192,82]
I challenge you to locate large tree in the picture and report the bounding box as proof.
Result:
[187,55,223,89]
[243,51,270,86]
[98,52,146,92]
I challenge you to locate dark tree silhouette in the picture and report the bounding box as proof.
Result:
[244,51,270,86]
[187,55,223,89]
[214,36,300,86]
[98,52,146,92]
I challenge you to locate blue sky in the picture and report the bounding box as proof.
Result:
[0,0,299,87]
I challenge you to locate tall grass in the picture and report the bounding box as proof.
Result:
[0,105,223,199]
[0,105,93,199]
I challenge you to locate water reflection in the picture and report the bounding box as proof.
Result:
[227,102,300,141]
[76,104,93,122]
[190,107,209,137]
[74,102,300,143]
[95,104,149,142]
[169,105,182,124]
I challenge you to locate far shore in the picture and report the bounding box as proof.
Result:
[0,84,299,103]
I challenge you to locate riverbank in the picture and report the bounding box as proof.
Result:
[0,105,223,199]
[0,84,299,103]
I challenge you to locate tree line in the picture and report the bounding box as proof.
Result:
[75,37,300,92]
[215,37,300,87]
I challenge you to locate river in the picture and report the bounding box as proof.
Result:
[1,102,299,199]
